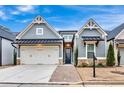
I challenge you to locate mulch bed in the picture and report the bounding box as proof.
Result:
[76,67,124,81]
[111,71,124,75]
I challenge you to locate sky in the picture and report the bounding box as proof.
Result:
[0,5,124,32]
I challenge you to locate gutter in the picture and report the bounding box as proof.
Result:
[11,43,17,48]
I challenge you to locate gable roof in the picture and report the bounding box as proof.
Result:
[77,18,107,36]
[105,30,111,35]
[0,25,16,41]
[16,16,62,39]
[107,23,124,40]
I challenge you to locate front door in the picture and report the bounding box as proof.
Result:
[65,48,71,64]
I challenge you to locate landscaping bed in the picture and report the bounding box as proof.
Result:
[0,65,14,69]
[76,67,124,81]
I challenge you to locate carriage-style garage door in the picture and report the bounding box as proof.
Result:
[20,46,59,64]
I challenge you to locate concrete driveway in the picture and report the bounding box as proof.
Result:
[0,65,57,83]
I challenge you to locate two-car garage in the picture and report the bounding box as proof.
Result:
[20,46,59,65]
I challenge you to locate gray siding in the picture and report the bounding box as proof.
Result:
[96,41,105,57]
[21,24,59,39]
[77,38,86,57]
[77,29,106,58]
[79,29,102,38]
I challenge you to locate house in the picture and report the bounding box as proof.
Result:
[13,16,64,65]
[107,23,124,65]
[12,15,124,66]
[59,30,77,64]
[0,25,16,66]
[75,19,108,66]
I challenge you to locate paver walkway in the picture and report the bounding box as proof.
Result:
[50,65,82,82]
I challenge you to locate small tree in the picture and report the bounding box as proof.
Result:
[107,43,115,66]
[74,47,78,66]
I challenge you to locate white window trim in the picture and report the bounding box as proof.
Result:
[63,35,73,40]
[36,28,43,35]
[86,43,96,58]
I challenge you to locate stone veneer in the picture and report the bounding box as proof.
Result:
[59,59,64,65]
[16,58,20,65]
[16,58,63,65]
[77,59,106,66]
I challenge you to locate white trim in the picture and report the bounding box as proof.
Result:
[17,57,20,59]
[78,57,87,59]
[36,28,43,35]
[86,44,87,58]
[86,43,96,58]
[78,57,106,60]
[16,23,34,39]
[104,36,107,57]
[63,35,73,41]
[115,29,124,39]
[77,19,107,36]
[61,41,63,59]
[59,57,63,59]
[96,57,106,59]
[16,16,62,39]
[94,43,96,56]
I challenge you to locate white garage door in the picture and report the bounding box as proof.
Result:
[120,48,124,65]
[20,46,59,64]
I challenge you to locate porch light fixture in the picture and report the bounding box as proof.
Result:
[66,44,71,47]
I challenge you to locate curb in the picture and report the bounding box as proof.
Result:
[0,81,124,85]
[83,81,124,85]
[0,81,83,85]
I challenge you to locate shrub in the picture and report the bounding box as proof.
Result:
[78,62,88,67]
[96,63,105,67]
[74,47,78,66]
[107,43,115,66]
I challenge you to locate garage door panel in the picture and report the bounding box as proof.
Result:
[20,46,59,64]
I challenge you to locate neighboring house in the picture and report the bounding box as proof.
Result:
[59,30,77,64]
[0,25,16,66]
[13,16,64,65]
[107,23,124,65]
[75,19,107,66]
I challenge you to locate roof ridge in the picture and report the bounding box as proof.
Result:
[0,25,13,34]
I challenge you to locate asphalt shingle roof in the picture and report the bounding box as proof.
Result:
[107,23,124,40]
[0,25,16,41]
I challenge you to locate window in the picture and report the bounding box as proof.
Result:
[36,28,43,35]
[87,44,95,58]
[63,35,73,41]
